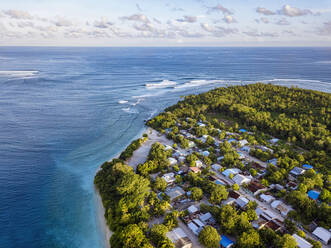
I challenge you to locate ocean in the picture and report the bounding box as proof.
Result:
[0,47,330,248]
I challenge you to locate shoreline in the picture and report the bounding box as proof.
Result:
[95,127,172,247]
[95,186,112,248]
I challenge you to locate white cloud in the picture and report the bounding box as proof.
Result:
[223,15,236,24]
[120,14,150,23]
[4,9,33,20]
[244,30,278,37]
[280,5,312,17]
[256,7,275,16]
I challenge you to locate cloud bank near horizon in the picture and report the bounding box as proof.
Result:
[0,1,330,46]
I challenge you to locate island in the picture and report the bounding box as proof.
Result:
[95,83,331,248]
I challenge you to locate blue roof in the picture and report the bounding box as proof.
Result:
[239,129,247,133]
[215,179,226,186]
[303,164,313,170]
[220,235,234,248]
[307,190,320,200]
[228,138,237,143]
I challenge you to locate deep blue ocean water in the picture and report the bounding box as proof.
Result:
[0,47,330,248]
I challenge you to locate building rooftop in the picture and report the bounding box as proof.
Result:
[165,186,185,201]
[292,234,313,248]
[220,235,234,248]
[312,227,331,244]
[307,190,320,200]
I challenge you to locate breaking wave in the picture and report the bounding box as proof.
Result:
[145,80,176,88]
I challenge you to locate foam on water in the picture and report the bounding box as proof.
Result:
[145,80,176,88]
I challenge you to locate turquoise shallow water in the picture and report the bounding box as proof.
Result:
[0,47,330,248]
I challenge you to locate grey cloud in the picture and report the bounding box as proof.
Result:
[317,21,331,36]
[133,23,155,32]
[207,4,232,15]
[244,30,278,37]
[256,7,275,16]
[54,17,73,27]
[120,14,150,23]
[176,16,197,23]
[260,17,269,24]
[276,18,290,26]
[4,10,33,20]
[200,22,237,37]
[94,18,114,28]
[153,18,161,24]
[17,21,35,28]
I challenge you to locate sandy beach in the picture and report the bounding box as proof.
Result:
[127,128,173,170]
[96,127,172,247]
[95,187,112,248]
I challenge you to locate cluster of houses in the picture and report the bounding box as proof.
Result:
[159,119,330,247]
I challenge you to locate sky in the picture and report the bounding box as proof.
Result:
[0,0,331,46]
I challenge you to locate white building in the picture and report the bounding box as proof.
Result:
[290,167,306,176]
[271,200,293,217]
[195,160,203,168]
[187,205,199,214]
[312,227,331,245]
[292,234,312,248]
[162,172,176,184]
[233,174,251,185]
[167,228,192,248]
[260,194,276,204]
[236,196,249,208]
[211,164,222,171]
[239,139,248,147]
[187,222,199,235]
[169,157,178,165]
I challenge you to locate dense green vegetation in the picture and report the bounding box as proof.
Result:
[96,84,330,248]
[147,83,331,174]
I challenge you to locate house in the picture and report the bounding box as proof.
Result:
[269,138,280,144]
[169,157,178,165]
[233,174,251,185]
[215,179,227,186]
[187,205,199,214]
[222,168,241,178]
[187,222,199,235]
[227,138,237,144]
[265,220,282,232]
[267,158,278,166]
[286,181,298,190]
[237,152,245,160]
[292,234,312,248]
[260,193,276,204]
[241,146,251,153]
[199,212,215,224]
[201,151,210,157]
[257,145,273,153]
[223,197,236,206]
[162,172,176,184]
[165,186,185,201]
[228,191,240,200]
[217,156,224,162]
[290,167,305,176]
[312,227,331,245]
[239,129,247,133]
[197,122,206,127]
[165,145,173,151]
[195,160,203,168]
[188,141,195,148]
[307,190,320,200]
[211,163,222,171]
[260,209,278,221]
[236,196,249,208]
[167,227,192,248]
[192,219,205,230]
[220,235,235,248]
[271,200,293,217]
[189,167,201,174]
[247,181,267,195]
[302,164,313,170]
[239,139,248,147]
[178,156,186,163]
